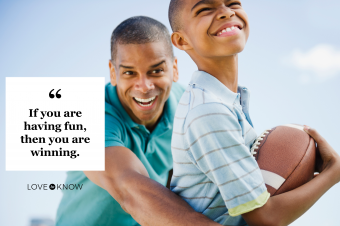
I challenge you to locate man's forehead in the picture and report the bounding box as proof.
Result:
[116,42,169,66]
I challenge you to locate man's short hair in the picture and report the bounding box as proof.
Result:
[169,0,184,32]
[110,16,174,61]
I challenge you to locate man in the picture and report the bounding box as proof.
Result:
[56,16,220,226]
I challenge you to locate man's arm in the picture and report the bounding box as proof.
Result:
[84,146,220,226]
[242,127,340,226]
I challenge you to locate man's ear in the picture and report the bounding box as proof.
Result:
[171,32,192,51]
[172,57,179,82]
[108,60,117,86]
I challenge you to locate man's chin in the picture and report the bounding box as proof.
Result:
[133,110,156,122]
[132,103,162,122]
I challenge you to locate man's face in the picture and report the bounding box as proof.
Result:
[179,0,249,58]
[109,42,178,128]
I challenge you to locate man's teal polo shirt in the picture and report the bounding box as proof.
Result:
[56,82,185,226]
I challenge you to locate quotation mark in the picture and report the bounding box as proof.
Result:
[49,89,62,99]
[49,184,56,190]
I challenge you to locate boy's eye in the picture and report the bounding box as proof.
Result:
[196,7,212,15]
[228,2,241,7]
[151,69,164,74]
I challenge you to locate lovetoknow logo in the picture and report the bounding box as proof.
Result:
[27,184,83,190]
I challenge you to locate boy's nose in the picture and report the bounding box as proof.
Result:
[216,6,235,20]
[134,75,154,93]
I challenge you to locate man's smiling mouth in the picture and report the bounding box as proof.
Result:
[133,96,157,107]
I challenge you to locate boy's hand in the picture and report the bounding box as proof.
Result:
[243,126,340,226]
[303,126,340,182]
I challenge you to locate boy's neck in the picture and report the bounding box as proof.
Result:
[195,54,239,93]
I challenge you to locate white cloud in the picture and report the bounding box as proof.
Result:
[290,44,340,80]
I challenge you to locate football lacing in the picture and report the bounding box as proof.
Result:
[250,130,270,157]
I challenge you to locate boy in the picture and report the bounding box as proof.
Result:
[168,0,340,225]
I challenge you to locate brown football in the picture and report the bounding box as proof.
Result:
[250,124,316,196]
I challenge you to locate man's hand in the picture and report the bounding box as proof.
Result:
[84,147,220,226]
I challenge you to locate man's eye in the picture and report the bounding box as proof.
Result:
[196,7,212,15]
[123,71,134,75]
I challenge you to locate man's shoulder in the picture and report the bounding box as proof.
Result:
[104,83,126,130]
[170,82,186,102]
[104,83,123,117]
[105,82,116,105]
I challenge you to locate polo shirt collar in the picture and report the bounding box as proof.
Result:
[106,85,139,128]
[147,89,177,136]
[190,71,240,105]
[189,71,253,127]
[161,89,177,130]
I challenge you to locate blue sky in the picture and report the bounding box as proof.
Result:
[1,0,340,225]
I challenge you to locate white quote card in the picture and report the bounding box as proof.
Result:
[6,77,105,171]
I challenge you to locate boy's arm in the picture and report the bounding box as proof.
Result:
[180,103,270,216]
[84,146,220,226]
[242,127,340,226]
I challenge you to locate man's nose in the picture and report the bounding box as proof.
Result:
[134,75,154,93]
[216,6,235,20]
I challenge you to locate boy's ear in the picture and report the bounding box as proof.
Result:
[171,32,192,51]
[172,57,179,82]
[108,60,117,86]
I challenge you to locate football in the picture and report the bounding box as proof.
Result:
[250,124,316,196]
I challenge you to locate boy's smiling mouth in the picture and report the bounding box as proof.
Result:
[214,22,243,37]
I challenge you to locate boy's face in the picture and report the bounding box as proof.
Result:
[109,42,178,127]
[177,0,249,58]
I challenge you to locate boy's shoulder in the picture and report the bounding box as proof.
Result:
[179,83,234,110]
[179,70,242,110]
[174,84,238,132]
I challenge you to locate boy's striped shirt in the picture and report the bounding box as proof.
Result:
[170,71,270,225]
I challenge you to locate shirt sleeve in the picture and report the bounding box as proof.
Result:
[184,103,269,216]
[105,110,125,148]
